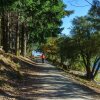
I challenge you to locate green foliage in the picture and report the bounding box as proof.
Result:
[95,73,100,82]
[0,0,17,7]
[88,0,100,31]
[42,0,100,80]
[23,0,73,44]
[0,0,17,13]
[71,16,100,58]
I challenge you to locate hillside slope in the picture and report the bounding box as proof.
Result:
[0,50,22,98]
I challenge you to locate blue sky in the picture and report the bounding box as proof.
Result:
[61,0,93,35]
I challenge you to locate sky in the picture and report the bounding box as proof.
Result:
[61,0,93,35]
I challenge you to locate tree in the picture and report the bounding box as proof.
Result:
[71,16,100,80]
[87,0,100,79]
[0,0,17,52]
[41,37,58,60]
[26,0,73,43]
[0,0,73,57]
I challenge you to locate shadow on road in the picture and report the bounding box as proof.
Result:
[0,59,100,100]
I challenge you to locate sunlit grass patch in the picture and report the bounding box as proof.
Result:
[95,73,100,83]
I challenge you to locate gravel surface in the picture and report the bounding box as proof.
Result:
[0,59,100,100]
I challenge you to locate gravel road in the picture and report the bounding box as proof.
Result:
[0,59,100,100]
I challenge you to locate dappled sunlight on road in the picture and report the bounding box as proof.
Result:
[15,62,100,100]
[0,59,100,100]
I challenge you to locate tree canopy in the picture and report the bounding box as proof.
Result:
[0,0,72,55]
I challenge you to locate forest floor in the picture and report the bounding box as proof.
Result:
[0,53,100,100]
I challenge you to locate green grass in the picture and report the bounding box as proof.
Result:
[95,73,100,82]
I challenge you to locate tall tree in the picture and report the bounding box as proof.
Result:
[71,16,100,79]
[0,0,73,56]
[0,0,18,52]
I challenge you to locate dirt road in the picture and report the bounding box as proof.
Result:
[0,59,100,100]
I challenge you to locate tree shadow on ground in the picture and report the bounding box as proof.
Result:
[17,73,100,99]
[2,71,100,100]
[1,58,100,100]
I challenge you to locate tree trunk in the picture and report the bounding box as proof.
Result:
[23,29,27,57]
[92,57,100,74]
[60,54,63,64]
[92,58,100,80]
[93,64,100,80]
[15,14,20,56]
[1,12,7,52]
[8,12,12,53]
[81,51,92,80]
[0,18,1,46]
[85,55,93,80]
[21,22,27,56]
[85,65,92,79]
[5,12,10,52]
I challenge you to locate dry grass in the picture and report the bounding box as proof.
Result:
[0,51,22,87]
[68,71,100,93]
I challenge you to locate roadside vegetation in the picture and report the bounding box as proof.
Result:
[41,0,100,81]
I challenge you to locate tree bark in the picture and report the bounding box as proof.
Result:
[85,55,93,80]
[15,14,20,56]
[81,51,92,80]
[1,12,7,52]
[92,58,100,80]
[92,57,100,74]
[21,22,27,56]
[0,18,1,46]
[93,61,100,80]
[5,12,10,52]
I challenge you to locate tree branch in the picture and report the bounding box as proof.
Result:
[84,0,93,6]
[69,2,89,7]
